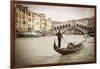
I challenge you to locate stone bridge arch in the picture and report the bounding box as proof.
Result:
[62,27,87,35]
[53,23,92,35]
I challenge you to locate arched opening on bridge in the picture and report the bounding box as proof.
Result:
[57,26,59,30]
[89,27,92,31]
[78,24,80,27]
[65,24,67,28]
[68,24,70,27]
[83,26,85,29]
[54,27,56,30]
[86,26,89,30]
[63,25,65,29]
[60,25,62,29]
[82,25,84,28]
[84,26,87,29]
[76,24,78,27]
[80,25,82,28]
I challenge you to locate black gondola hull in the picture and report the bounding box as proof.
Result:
[53,41,84,55]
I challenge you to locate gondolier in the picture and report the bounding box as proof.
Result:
[53,29,87,55]
[56,30,63,48]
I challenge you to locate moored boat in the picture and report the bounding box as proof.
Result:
[16,32,42,37]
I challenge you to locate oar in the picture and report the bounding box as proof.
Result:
[62,37,68,44]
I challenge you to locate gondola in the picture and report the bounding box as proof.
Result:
[53,28,87,55]
[53,40,84,55]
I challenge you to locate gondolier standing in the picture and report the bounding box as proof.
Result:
[56,30,63,48]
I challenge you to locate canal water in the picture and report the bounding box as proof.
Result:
[15,35,95,66]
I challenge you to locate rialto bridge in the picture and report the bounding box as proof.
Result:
[52,21,95,36]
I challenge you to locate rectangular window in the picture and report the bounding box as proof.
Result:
[28,18,31,22]
[19,13,21,18]
[16,12,18,17]
[22,9,25,13]
[22,14,25,19]
[23,21,26,24]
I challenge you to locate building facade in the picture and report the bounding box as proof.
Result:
[15,4,52,33]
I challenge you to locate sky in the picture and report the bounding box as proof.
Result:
[21,4,95,22]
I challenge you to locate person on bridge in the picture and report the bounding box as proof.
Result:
[56,30,63,48]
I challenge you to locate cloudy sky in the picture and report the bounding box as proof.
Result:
[21,4,95,21]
